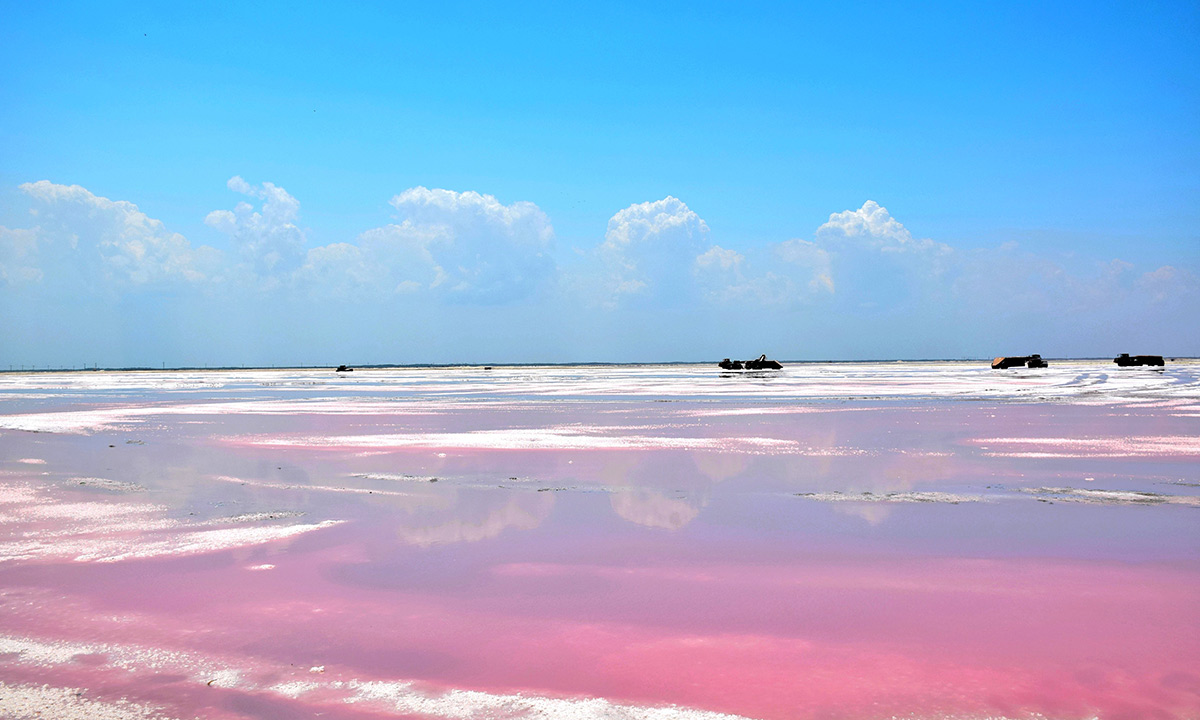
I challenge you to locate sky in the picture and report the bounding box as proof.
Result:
[1,1,1197,366]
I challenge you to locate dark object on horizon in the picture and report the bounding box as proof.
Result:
[744,354,783,370]
[336,365,353,372]
[991,355,1047,369]
[1114,353,1165,367]
[721,355,782,370]
[991,356,1026,369]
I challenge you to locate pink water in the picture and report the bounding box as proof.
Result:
[0,364,1197,719]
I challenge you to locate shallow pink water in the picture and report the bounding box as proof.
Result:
[0,365,1197,719]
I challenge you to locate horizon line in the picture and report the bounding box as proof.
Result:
[1,357,1194,374]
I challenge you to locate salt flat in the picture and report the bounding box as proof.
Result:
[0,363,1197,719]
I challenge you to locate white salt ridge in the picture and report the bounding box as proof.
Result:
[0,635,101,665]
[346,679,756,720]
[796,491,986,504]
[213,474,416,497]
[0,407,147,434]
[0,633,243,692]
[271,680,319,697]
[682,406,862,417]
[974,435,1200,458]
[234,428,799,454]
[2,627,1099,720]
[72,521,342,563]
[27,501,166,520]
[351,472,440,482]
[0,482,342,564]
[70,477,147,493]
[0,682,176,720]
[1020,487,1200,506]
[0,632,755,720]
[793,486,1200,508]
[0,398,488,435]
[23,517,180,540]
[204,510,306,524]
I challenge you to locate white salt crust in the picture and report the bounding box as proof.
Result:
[795,491,986,504]
[1019,487,1200,506]
[230,428,802,454]
[213,474,417,497]
[2,362,1198,435]
[0,682,175,720]
[69,477,147,493]
[0,481,341,565]
[346,679,755,719]
[0,632,759,720]
[793,486,1200,507]
[973,435,1200,458]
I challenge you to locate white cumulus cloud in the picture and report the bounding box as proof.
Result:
[205,176,306,279]
[307,186,555,302]
[13,181,219,286]
[593,196,711,305]
[816,200,947,254]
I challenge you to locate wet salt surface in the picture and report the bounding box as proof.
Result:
[0,364,1198,719]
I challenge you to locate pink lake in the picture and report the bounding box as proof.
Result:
[0,362,1198,719]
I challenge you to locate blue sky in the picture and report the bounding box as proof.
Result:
[2,1,1197,366]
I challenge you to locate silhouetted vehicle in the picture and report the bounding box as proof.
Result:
[992,356,1028,369]
[992,355,1047,369]
[1114,353,1164,367]
[336,365,353,372]
[719,354,782,370]
[744,354,783,370]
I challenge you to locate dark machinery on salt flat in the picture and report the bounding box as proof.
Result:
[1114,353,1165,367]
[991,354,1047,370]
[720,354,783,370]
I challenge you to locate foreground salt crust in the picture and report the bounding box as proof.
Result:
[0,682,176,720]
[347,680,753,719]
[0,632,755,720]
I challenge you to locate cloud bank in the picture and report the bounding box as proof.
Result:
[6,181,220,288]
[1,179,1195,365]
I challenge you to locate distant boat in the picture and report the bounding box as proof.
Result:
[1114,353,1164,367]
[335,365,353,372]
